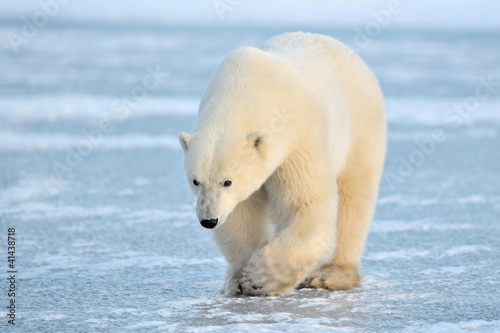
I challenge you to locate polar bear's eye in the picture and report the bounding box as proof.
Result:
[193,179,200,186]
[223,180,232,187]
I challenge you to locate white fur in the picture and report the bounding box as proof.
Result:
[179,32,386,296]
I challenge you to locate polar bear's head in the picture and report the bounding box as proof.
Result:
[179,131,269,229]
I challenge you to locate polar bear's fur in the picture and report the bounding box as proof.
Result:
[179,32,386,296]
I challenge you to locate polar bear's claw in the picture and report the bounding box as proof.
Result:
[298,266,360,291]
[238,277,267,296]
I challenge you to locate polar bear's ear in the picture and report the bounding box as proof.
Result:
[247,132,267,154]
[179,132,193,152]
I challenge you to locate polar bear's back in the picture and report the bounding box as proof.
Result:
[260,32,380,97]
[261,32,386,174]
[261,32,355,67]
[261,32,383,108]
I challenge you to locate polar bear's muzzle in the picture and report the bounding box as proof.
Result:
[196,189,222,228]
[200,218,218,229]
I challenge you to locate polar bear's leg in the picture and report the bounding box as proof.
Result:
[300,142,383,290]
[213,186,271,295]
[238,156,338,296]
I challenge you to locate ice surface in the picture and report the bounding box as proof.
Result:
[1,1,499,332]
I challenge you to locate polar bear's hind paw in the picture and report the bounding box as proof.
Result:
[298,266,360,291]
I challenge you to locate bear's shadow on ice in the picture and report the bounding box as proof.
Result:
[184,288,374,327]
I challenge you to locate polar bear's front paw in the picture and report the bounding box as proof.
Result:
[221,278,242,296]
[237,253,286,296]
[237,268,271,296]
[298,265,360,291]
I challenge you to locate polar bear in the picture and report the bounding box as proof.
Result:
[179,32,386,296]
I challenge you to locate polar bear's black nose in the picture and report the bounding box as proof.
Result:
[200,218,218,229]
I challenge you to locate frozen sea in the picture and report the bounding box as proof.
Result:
[1,1,500,332]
